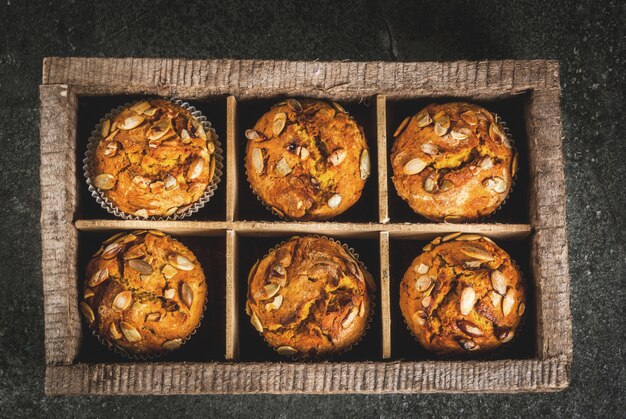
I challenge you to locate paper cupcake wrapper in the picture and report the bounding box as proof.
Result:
[401,233,527,360]
[83,98,224,220]
[84,230,209,360]
[247,234,376,360]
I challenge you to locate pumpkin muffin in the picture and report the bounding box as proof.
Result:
[80,230,207,356]
[246,236,375,358]
[244,99,371,220]
[89,98,219,218]
[399,233,525,356]
[390,102,517,222]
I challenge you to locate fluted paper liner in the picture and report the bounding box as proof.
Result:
[83,98,224,220]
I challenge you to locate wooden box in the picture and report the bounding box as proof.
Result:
[40,58,572,395]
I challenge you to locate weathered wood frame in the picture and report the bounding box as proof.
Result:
[40,58,571,395]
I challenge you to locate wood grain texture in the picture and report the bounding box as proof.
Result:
[226,96,238,221]
[225,230,239,360]
[40,85,81,365]
[42,58,560,98]
[40,57,571,394]
[45,357,570,395]
[379,232,391,359]
[74,219,533,239]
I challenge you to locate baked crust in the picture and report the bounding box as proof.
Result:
[399,234,525,356]
[390,102,516,221]
[81,230,207,355]
[244,99,370,220]
[246,236,374,358]
[91,99,218,217]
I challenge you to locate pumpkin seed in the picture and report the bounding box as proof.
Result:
[162,339,183,351]
[414,310,427,326]
[88,268,109,286]
[275,157,292,176]
[416,111,432,127]
[420,142,439,156]
[489,122,506,142]
[457,320,483,337]
[100,119,111,137]
[130,101,151,114]
[327,194,342,209]
[518,302,526,316]
[112,291,132,310]
[331,101,346,113]
[186,157,205,180]
[118,115,145,130]
[164,175,178,191]
[415,275,433,292]
[394,116,411,137]
[484,177,507,193]
[295,146,309,160]
[286,99,302,112]
[460,246,494,261]
[277,345,298,356]
[328,148,347,166]
[404,158,427,175]
[455,234,482,241]
[491,270,507,295]
[143,107,157,116]
[128,259,153,275]
[422,295,432,308]
[341,306,359,329]
[93,173,116,190]
[250,311,263,333]
[450,128,471,140]
[502,288,515,316]
[489,290,503,309]
[181,283,193,309]
[273,112,287,136]
[460,286,476,315]
[168,253,195,271]
[79,302,95,323]
[434,112,450,136]
[459,339,478,351]
[146,313,161,322]
[180,128,191,141]
[415,263,429,274]
[265,295,283,311]
[120,321,142,342]
[442,232,462,242]
[84,288,95,299]
[423,174,437,193]
[512,152,519,175]
[134,209,149,218]
[479,156,493,169]
[162,264,178,279]
[498,328,514,343]
[147,118,171,140]
[245,129,265,142]
[460,110,478,125]
[359,149,370,180]
[101,242,122,259]
[163,288,176,299]
[255,283,280,300]
[104,141,118,157]
[109,322,122,340]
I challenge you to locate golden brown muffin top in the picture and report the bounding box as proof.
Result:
[399,233,525,356]
[246,236,375,358]
[244,99,370,220]
[391,102,517,221]
[91,99,218,218]
[80,230,207,356]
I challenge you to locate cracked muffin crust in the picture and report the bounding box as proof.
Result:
[90,99,218,218]
[246,236,375,358]
[244,99,371,220]
[399,233,525,356]
[80,230,207,356]
[391,102,517,222]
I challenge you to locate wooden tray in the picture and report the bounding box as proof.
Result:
[40,57,572,395]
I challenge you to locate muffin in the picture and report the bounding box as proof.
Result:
[246,236,375,358]
[399,233,525,356]
[80,230,207,356]
[390,102,517,222]
[88,98,219,218]
[244,99,370,220]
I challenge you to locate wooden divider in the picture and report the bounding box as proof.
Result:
[225,230,239,360]
[376,95,389,223]
[226,96,238,222]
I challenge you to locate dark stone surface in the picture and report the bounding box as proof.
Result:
[1,0,624,416]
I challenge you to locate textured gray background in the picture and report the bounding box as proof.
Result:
[1,0,624,417]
